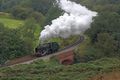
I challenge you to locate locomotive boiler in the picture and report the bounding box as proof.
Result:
[35,42,60,57]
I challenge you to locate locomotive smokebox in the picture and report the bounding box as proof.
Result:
[35,42,60,57]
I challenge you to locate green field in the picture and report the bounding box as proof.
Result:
[0,17,24,28]
[0,12,24,28]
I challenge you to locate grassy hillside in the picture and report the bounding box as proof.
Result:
[0,57,120,80]
[0,18,24,28]
[0,13,24,28]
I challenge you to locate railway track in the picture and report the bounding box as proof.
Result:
[2,36,84,67]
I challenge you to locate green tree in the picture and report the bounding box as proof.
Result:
[20,18,37,53]
[95,33,117,56]
[11,6,33,19]
[0,23,29,65]
[0,0,24,12]
[86,12,120,43]
[29,0,54,14]
[44,6,62,26]
[113,33,120,54]
[30,11,45,25]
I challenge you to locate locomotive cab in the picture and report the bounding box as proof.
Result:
[35,42,59,57]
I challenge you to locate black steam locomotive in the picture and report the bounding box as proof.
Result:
[35,42,60,57]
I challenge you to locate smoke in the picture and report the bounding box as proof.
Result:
[40,0,97,41]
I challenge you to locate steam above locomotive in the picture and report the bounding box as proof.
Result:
[40,0,97,41]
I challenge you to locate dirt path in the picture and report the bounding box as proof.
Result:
[4,55,37,66]
[89,71,120,80]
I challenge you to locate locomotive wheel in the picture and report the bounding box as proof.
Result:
[35,52,42,57]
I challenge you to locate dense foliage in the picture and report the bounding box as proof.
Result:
[0,23,29,64]
[0,18,40,65]
[0,58,120,80]
[74,0,120,62]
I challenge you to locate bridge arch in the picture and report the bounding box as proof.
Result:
[57,50,74,65]
[61,59,73,65]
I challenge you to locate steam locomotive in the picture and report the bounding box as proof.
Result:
[35,42,60,57]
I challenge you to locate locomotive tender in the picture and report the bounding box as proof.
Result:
[35,42,60,57]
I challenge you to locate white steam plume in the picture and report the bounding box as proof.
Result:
[40,0,97,41]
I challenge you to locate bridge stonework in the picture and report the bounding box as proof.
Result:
[57,50,74,65]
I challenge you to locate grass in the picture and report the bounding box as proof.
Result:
[0,18,24,28]
[0,57,120,80]
[0,12,24,28]
[0,12,11,18]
